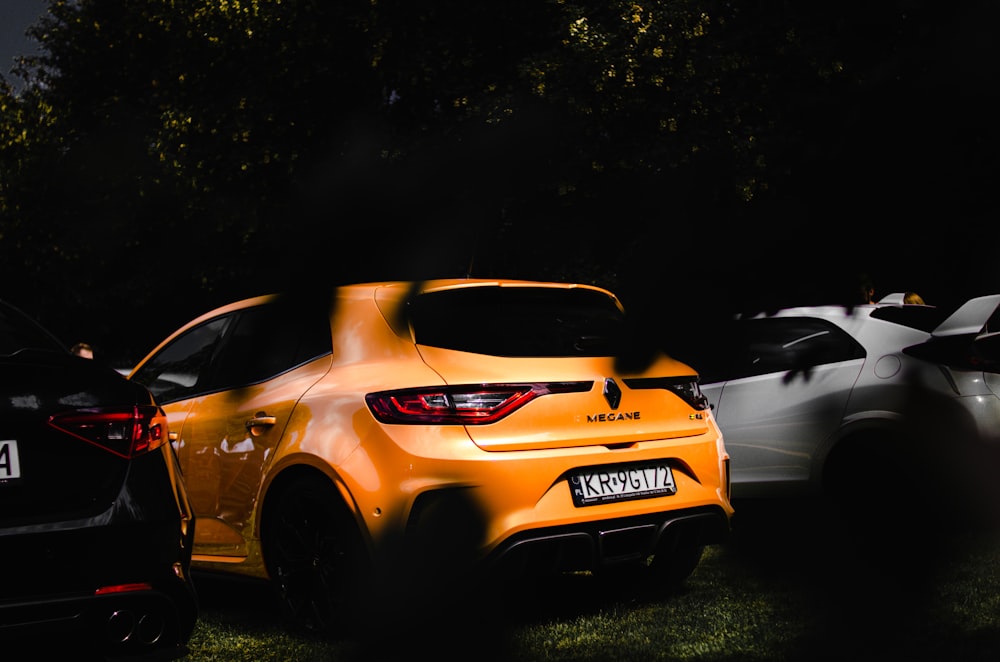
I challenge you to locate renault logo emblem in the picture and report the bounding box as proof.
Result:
[603,378,621,410]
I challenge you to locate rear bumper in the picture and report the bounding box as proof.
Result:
[483,505,731,575]
[0,489,197,657]
[0,584,197,659]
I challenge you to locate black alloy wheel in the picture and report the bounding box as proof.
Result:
[262,474,370,636]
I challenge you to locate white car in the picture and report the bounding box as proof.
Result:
[674,292,1000,502]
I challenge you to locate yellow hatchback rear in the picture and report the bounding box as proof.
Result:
[129,279,733,634]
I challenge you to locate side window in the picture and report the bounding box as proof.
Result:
[208,302,332,390]
[131,316,233,403]
[737,317,865,379]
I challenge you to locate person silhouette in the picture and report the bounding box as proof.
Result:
[858,274,876,304]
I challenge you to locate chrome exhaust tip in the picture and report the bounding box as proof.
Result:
[107,609,165,646]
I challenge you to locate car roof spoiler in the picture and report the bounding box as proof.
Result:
[932,294,1000,338]
[877,292,906,305]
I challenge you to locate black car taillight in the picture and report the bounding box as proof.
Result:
[904,334,1000,374]
[47,405,168,459]
[366,382,591,425]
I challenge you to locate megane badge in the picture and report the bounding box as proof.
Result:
[603,378,622,410]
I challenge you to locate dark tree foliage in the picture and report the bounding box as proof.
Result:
[0,0,995,364]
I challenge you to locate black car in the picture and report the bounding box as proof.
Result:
[0,300,197,659]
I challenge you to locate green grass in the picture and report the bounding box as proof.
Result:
[181,504,1000,661]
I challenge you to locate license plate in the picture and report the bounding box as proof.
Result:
[569,462,676,507]
[0,439,22,481]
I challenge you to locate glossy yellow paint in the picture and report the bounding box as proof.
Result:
[132,280,734,583]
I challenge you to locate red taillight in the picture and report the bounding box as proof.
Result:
[95,582,153,595]
[366,382,591,425]
[47,405,168,459]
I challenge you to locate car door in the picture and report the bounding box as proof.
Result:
[698,316,865,497]
[131,301,332,557]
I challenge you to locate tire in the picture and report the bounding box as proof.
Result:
[261,474,371,636]
[595,525,704,595]
[823,431,901,514]
[647,526,705,590]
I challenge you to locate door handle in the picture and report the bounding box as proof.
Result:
[246,415,277,430]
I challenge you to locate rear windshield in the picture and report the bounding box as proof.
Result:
[870,305,950,332]
[408,286,626,357]
[0,301,65,356]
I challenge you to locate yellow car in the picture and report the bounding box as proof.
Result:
[129,279,733,633]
